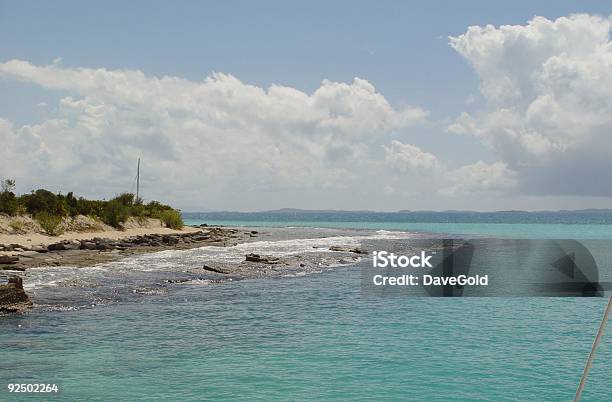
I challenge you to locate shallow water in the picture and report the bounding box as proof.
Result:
[1,268,610,401]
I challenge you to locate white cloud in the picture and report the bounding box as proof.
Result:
[449,14,612,195]
[383,140,440,173]
[0,59,436,209]
[442,161,517,196]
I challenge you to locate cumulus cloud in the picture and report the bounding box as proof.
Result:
[442,161,517,196]
[383,140,441,173]
[449,13,612,196]
[0,59,438,209]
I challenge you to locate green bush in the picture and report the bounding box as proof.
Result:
[0,191,19,215]
[1,180,182,231]
[144,200,173,218]
[22,189,68,216]
[0,179,19,215]
[36,212,64,236]
[102,201,130,228]
[160,210,183,230]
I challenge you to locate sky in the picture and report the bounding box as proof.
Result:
[0,1,611,211]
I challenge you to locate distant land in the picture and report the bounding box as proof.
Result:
[187,208,612,214]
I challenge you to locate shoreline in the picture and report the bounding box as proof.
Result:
[0,225,369,313]
[0,225,256,272]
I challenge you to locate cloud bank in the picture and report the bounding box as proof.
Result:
[1,13,610,210]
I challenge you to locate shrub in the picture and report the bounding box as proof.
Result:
[102,201,130,229]
[113,193,135,206]
[22,189,68,216]
[0,191,19,215]
[143,200,173,218]
[36,212,64,236]
[160,210,183,230]
[0,179,19,215]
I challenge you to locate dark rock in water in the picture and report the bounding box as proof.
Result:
[0,276,32,313]
[250,230,258,234]
[245,253,280,264]
[164,278,191,284]
[0,255,19,264]
[329,246,368,254]
[202,264,228,274]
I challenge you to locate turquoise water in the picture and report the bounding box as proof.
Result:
[183,209,612,239]
[184,218,612,239]
[2,215,612,400]
[1,269,610,401]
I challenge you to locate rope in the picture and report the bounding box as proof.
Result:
[574,295,611,401]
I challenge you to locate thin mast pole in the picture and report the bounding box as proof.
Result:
[574,295,611,401]
[136,158,140,202]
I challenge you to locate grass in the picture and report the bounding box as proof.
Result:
[9,220,25,233]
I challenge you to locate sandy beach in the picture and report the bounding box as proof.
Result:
[0,225,200,252]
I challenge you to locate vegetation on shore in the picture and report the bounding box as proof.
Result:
[0,179,183,234]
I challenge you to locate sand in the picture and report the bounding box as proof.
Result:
[0,225,200,249]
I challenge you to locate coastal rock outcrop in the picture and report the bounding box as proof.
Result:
[202,264,229,274]
[0,255,19,264]
[245,253,280,264]
[0,276,32,313]
[329,246,368,254]
[0,227,255,270]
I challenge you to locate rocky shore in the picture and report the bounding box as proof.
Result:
[0,225,256,312]
[0,225,373,314]
[0,226,253,271]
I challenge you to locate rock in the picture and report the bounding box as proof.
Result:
[30,245,48,253]
[0,276,32,313]
[329,246,367,254]
[17,251,39,258]
[80,241,98,250]
[47,242,66,251]
[202,264,228,274]
[0,255,19,264]
[94,243,112,251]
[48,241,79,251]
[162,235,179,245]
[245,253,280,264]
[165,278,190,284]
[250,230,258,234]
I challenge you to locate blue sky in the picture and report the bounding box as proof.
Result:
[0,2,611,211]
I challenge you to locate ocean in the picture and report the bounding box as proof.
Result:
[1,212,611,401]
